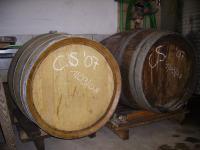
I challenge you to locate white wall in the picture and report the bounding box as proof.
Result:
[0,0,118,35]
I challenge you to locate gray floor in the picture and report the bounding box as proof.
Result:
[15,120,200,150]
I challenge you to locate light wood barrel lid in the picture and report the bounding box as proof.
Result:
[27,37,121,138]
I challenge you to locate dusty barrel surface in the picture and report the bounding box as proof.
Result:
[8,33,121,139]
[101,30,196,112]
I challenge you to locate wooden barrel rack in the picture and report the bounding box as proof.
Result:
[1,82,99,150]
[106,104,187,140]
[0,82,188,149]
[0,81,48,150]
[0,82,16,150]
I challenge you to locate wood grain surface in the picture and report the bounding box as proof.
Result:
[32,44,114,131]
[8,34,121,139]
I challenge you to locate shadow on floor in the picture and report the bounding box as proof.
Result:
[157,95,200,150]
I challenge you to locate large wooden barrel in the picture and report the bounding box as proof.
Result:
[101,29,196,112]
[8,33,121,139]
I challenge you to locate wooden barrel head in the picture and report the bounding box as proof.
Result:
[142,35,193,111]
[27,38,120,138]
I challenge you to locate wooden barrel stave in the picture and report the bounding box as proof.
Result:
[8,34,49,116]
[9,34,66,118]
[15,34,67,120]
[102,30,154,108]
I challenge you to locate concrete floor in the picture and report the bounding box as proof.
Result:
[15,120,200,150]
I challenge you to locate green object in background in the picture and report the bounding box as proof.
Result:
[120,0,157,31]
[143,2,157,29]
[125,0,137,31]
[0,44,22,50]
[120,0,124,31]
[9,45,22,49]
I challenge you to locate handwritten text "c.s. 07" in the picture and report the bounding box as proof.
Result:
[53,51,99,71]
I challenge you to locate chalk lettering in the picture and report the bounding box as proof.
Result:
[53,51,100,71]
[165,63,182,79]
[68,52,78,67]
[70,70,99,94]
[83,51,99,70]
[149,45,167,69]
[53,55,67,71]
[176,48,185,60]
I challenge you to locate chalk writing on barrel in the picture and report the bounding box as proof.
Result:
[148,45,185,81]
[70,70,99,94]
[148,45,167,69]
[165,63,182,79]
[53,51,99,71]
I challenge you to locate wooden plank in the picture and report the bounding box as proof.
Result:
[107,106,187,140]
[0,79,16,150]
[116,111,185,130]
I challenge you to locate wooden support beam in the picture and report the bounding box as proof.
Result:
[0,79,16,150]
